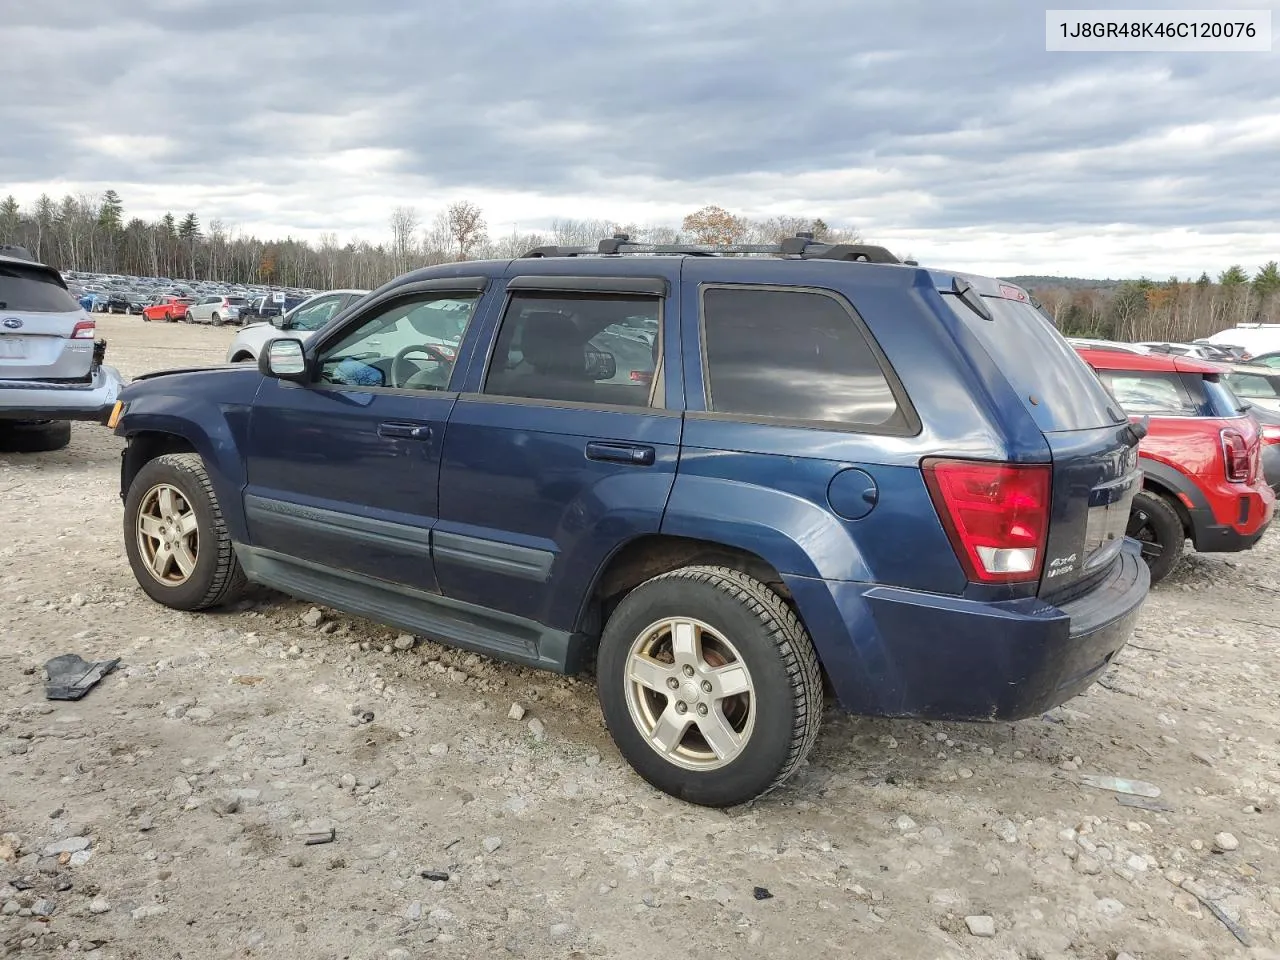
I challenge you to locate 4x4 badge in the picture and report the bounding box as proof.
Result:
[2,317,22,329]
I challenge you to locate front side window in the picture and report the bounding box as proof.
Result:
[483,293,661,408]
[287,295,344,332]
[1097,371,1197,416]
[700,286,901,428]
[1224,372,1280,400]
[316,293,480,392]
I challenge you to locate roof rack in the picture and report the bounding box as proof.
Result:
[521,233,902,264]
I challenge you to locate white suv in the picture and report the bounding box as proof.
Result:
[226,289,369,363]
[185,294,249,326]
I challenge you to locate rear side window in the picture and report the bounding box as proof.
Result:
[1097,371,1198,415]
[942,295,1125,432]
[1224,372,1280,401]
[700,286,904,429]
[0,265,80,313]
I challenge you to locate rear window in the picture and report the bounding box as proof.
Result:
[0,265,81,313]
[700,286,906,430]
[942,294,1126,432]
[226,297,248,305]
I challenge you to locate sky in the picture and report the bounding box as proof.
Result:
[2,0,1278,278]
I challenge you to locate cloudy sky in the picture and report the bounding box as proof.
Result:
[3,0,1278,277]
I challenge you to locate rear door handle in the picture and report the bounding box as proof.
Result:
[378,421,432,441]
[585,442,655,466]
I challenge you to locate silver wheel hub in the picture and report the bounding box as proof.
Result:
[135,483,199,586]
[623,617,756,772]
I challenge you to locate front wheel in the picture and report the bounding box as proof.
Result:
[1127,490,1185,584]
[597,565,823,807]
[123,452,247,610]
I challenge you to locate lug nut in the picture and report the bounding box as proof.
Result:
[696,704,708,717]
[682,665,695,677]
[666,677,679,690]
[675,701,688,714]
[701,680,713,694]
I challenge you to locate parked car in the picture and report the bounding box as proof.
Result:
[1076,347,1275,583]
[0,248,124,451]
[1137,341,1226,361]
[1191,340,1253,362]
[1239,402,1280,493]
[225,289,369,362]
[113,236,1150,806]
[1249,350,1280,370]
[1065,337,1148,354]
[184,294,248,326]
[104,292,137,314]
[1203,324,1280,358]
[142,295,194,323]
[237,294,309,324]
[1221,364,1280,413]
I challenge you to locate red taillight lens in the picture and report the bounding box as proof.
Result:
[71,320,96,339]
[922,459,1051,583]
[1221,429,1251,483]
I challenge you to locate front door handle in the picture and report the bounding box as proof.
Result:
[378,421,432,441]
[585,441,655,466]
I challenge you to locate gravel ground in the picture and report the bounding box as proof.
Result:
[2,315,1279,960]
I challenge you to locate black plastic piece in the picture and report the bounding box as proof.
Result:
[952,277,993,321]
[801,243,901,264]
[505,275,669,297]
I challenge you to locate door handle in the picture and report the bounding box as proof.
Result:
[378,421,432,441]
[585,441,655,466]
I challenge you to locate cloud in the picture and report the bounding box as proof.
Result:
[1,0,1278,277]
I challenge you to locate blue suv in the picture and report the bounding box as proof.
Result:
[109,235,1149,806]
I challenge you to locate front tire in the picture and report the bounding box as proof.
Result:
[597,565,823,807]
[123,452,247,610]
[1127,490,1185,584]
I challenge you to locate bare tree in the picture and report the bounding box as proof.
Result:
[389,206,419,276]
[445,201,487,261]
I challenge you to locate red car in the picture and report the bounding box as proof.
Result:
[1076,348,1275,582]
[141,295,193,323]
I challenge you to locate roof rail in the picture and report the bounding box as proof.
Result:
[520,233,903,264]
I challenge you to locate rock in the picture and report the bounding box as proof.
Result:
[958,767,973,779]
[528,718,546,740]
[1094,897,1125,919]
[393,634,416,651]
[185,706,215,722]
[1,901,18,916]
[164,705,188,719]
[0,843,15,862]
[895,815,918,832]
[388,950,411,960]
[428,743,449,757]
[131,904,169,920]
[69,850,93,867]
[168,776,193,799]
[210,796,241,816]
[339,773,357,790]
[549,922,573,938]
[138,814,154,832]
[964,915,996,938]
[1191,750,1215,767]
[991,819,1019,844]
[89,898,111,915]
[1213,832,1239,853]
[404,900,422,921]
[507,702,526,722]
[300,823,336,845]
[421,870,450,882]
[43,836,90,857]
[482,836,502,854]
[301,607,324,628]
[31,898,56,917]
[1173,891,1203,918]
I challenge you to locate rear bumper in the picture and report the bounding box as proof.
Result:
[785,540,1149,721]
[1188,484,1275,552]
[0,363,124,423]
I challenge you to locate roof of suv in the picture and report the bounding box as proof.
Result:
[1076,346,1225,376]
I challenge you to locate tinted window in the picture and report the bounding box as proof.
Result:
[1097,371,1198,415]
[1224,372,1280,400]
[484,293,659,408]
[317,293,480,391]
[288,296,345,332]
[1202,377,1247,417]
[226,297,248,305]
[0,265,80,313]
[701,287,899,428]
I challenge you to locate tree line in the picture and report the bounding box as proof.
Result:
[1030,265,1280,343]
[0,192,858,291]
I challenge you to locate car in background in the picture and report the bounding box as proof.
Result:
[225,289,368,362]
[1192,340,1252,362]
[142,295,194,323]
[1066,337,1149,354]
[1250,351,1280,370]
[1137,341,1230,361]
[0,247,124,451]
[238,294,309,324]
[1222,364,1280,414]
[1076,347,1274,583]
[184,294,248,326]
[1203,324,1280,359]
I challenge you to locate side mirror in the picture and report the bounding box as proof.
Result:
[585,348,616,381]
[260,338,309,382]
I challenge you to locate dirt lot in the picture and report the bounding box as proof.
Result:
[2,315,1279,960]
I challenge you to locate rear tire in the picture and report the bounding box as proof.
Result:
[212,313,223,327]
[0,421,72,453]
[1127,491,1184,584]
[123,452,247,610]
[597,565,823,807]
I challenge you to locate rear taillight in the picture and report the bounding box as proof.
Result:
[71,320,96,339]
[922,459,1051,583]
[1221,429,1251,483]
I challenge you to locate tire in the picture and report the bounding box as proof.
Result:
[597,565,823,807]
[211,313,223,327]
[123,452,247,611]
[1127,490,1185,584]
[0,420,72,453]
[230,352,255,363]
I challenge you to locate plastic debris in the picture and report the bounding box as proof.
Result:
[43,654,120,700]
[1078,774,1160,798]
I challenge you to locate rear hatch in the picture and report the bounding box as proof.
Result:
[0,259,94,380]
[941,284,1140,599]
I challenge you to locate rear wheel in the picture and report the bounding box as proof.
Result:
[123,452,247,610]
[1127,490,1184,584]
[597,565,823,807]
[0,421,72,453]
[212,312,223,327]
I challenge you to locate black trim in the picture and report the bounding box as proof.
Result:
[454,392,681,417]
[1138,457,1207,510]
[433,530,555,582]
[505,275,669,297]
[244,494,432,560]
[0,406,112,423]
[694,282,922,438]
[234,544,588,674]
[1189,514,1270,552]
